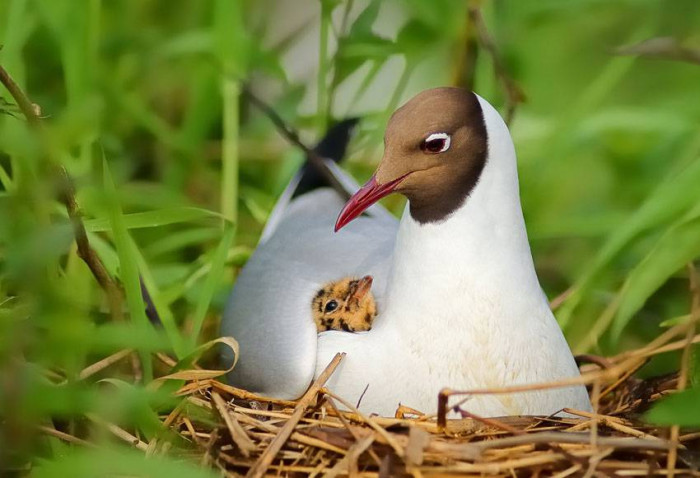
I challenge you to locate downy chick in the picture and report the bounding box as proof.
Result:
[312,275,376,332]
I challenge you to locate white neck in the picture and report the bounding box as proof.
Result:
[378,96,546,332]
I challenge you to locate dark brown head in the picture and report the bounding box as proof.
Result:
[335,88,488,230]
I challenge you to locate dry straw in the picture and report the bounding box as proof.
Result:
[42,320,697,477]
[164,330,699,477]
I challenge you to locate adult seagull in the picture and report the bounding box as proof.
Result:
[222,87,591,417]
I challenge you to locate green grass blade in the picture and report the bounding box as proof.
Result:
[102,159,154,381]
[86,231,119,277]
[559,148,700,328]
[160,245,251,306]
[187,222,236,352]
[142,227,221,259]
[317,0,333,131]
[575,211,700,351]
[127,235,187,359]
[34,446,219,478]
[213,0,245,227]
[645,386,700,427]
[0,161,14,191]
[84,206,226,232]
[610,214,700,341]
[220,78,239,226]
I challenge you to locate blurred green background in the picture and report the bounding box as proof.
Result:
[1,0,699,474]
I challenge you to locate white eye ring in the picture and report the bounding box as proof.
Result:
[421,132,451,154]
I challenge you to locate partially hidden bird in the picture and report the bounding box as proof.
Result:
[221,87,592,417]
[312,275,377,332]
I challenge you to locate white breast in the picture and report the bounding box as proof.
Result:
[315,96,590,416]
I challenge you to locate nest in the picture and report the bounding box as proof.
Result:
[150,326,699,477]
[43,329,700,477]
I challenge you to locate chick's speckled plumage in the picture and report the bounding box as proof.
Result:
[312,276,376,332]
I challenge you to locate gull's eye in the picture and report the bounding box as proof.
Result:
[324,300,338,313]
[420,132,451,154]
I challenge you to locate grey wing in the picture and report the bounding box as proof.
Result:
[221,189,397,399]
[221,236,318,399]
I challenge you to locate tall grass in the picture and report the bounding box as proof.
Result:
[1,0,699,473]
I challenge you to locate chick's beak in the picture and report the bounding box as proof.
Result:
[351,275,373,301]
[334,174,407,232]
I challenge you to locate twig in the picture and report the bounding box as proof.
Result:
[451,4,479,91]
[86,413,148,450]
[575,354,614,370]
[464,431,673,454]
[146,404,181,456]
[550,287,574,310]
[325,398,362,442]
[589,379,601,450]
[668,263,700,478]
[468,4,525,124]
[245,353,345,478]
[38,425,95,448]
[454,408,524,435]
[324,434,374,478]
[322,389,405,459]
[0,63,123,322]
[596,416,661,441]
[356,383,369,410]
[212,392,256,457]
[679,262,700,392]
[185,378,297,408]
[233,411,348,455]
[0,65,41,128]
[599,359,646,400]
[79,348,133,380]
[240,86,350,200]
[615,37,700,66]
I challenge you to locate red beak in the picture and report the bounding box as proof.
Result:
[334,174,407,232]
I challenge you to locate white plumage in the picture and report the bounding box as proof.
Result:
[222,90,591,416]
[222,181,397,399]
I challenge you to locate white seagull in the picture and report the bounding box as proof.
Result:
[222,87,592,417]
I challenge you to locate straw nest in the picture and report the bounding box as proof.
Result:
[46,327,700,477]
[154,322,700,477]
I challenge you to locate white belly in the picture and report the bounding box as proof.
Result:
[316,323,592,417]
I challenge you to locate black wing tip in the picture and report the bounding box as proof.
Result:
[313,117,360,163]
[292,117,361,198]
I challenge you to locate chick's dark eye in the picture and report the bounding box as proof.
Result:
[420,132,451,154]
[324,300,338,313]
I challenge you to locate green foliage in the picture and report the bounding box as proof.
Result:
[103,159,156,377]
[85,207,226,232]
[612,212,700,340]
[1,0,700,473]
[34,447,219,478]
[645,386,700,426]
[189,223,236,350]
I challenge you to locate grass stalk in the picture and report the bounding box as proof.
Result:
[128,236,188,359]
[103,159,153,381]
[221,78,239,227]
[317,0,332,132]
[188,222,236,351]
